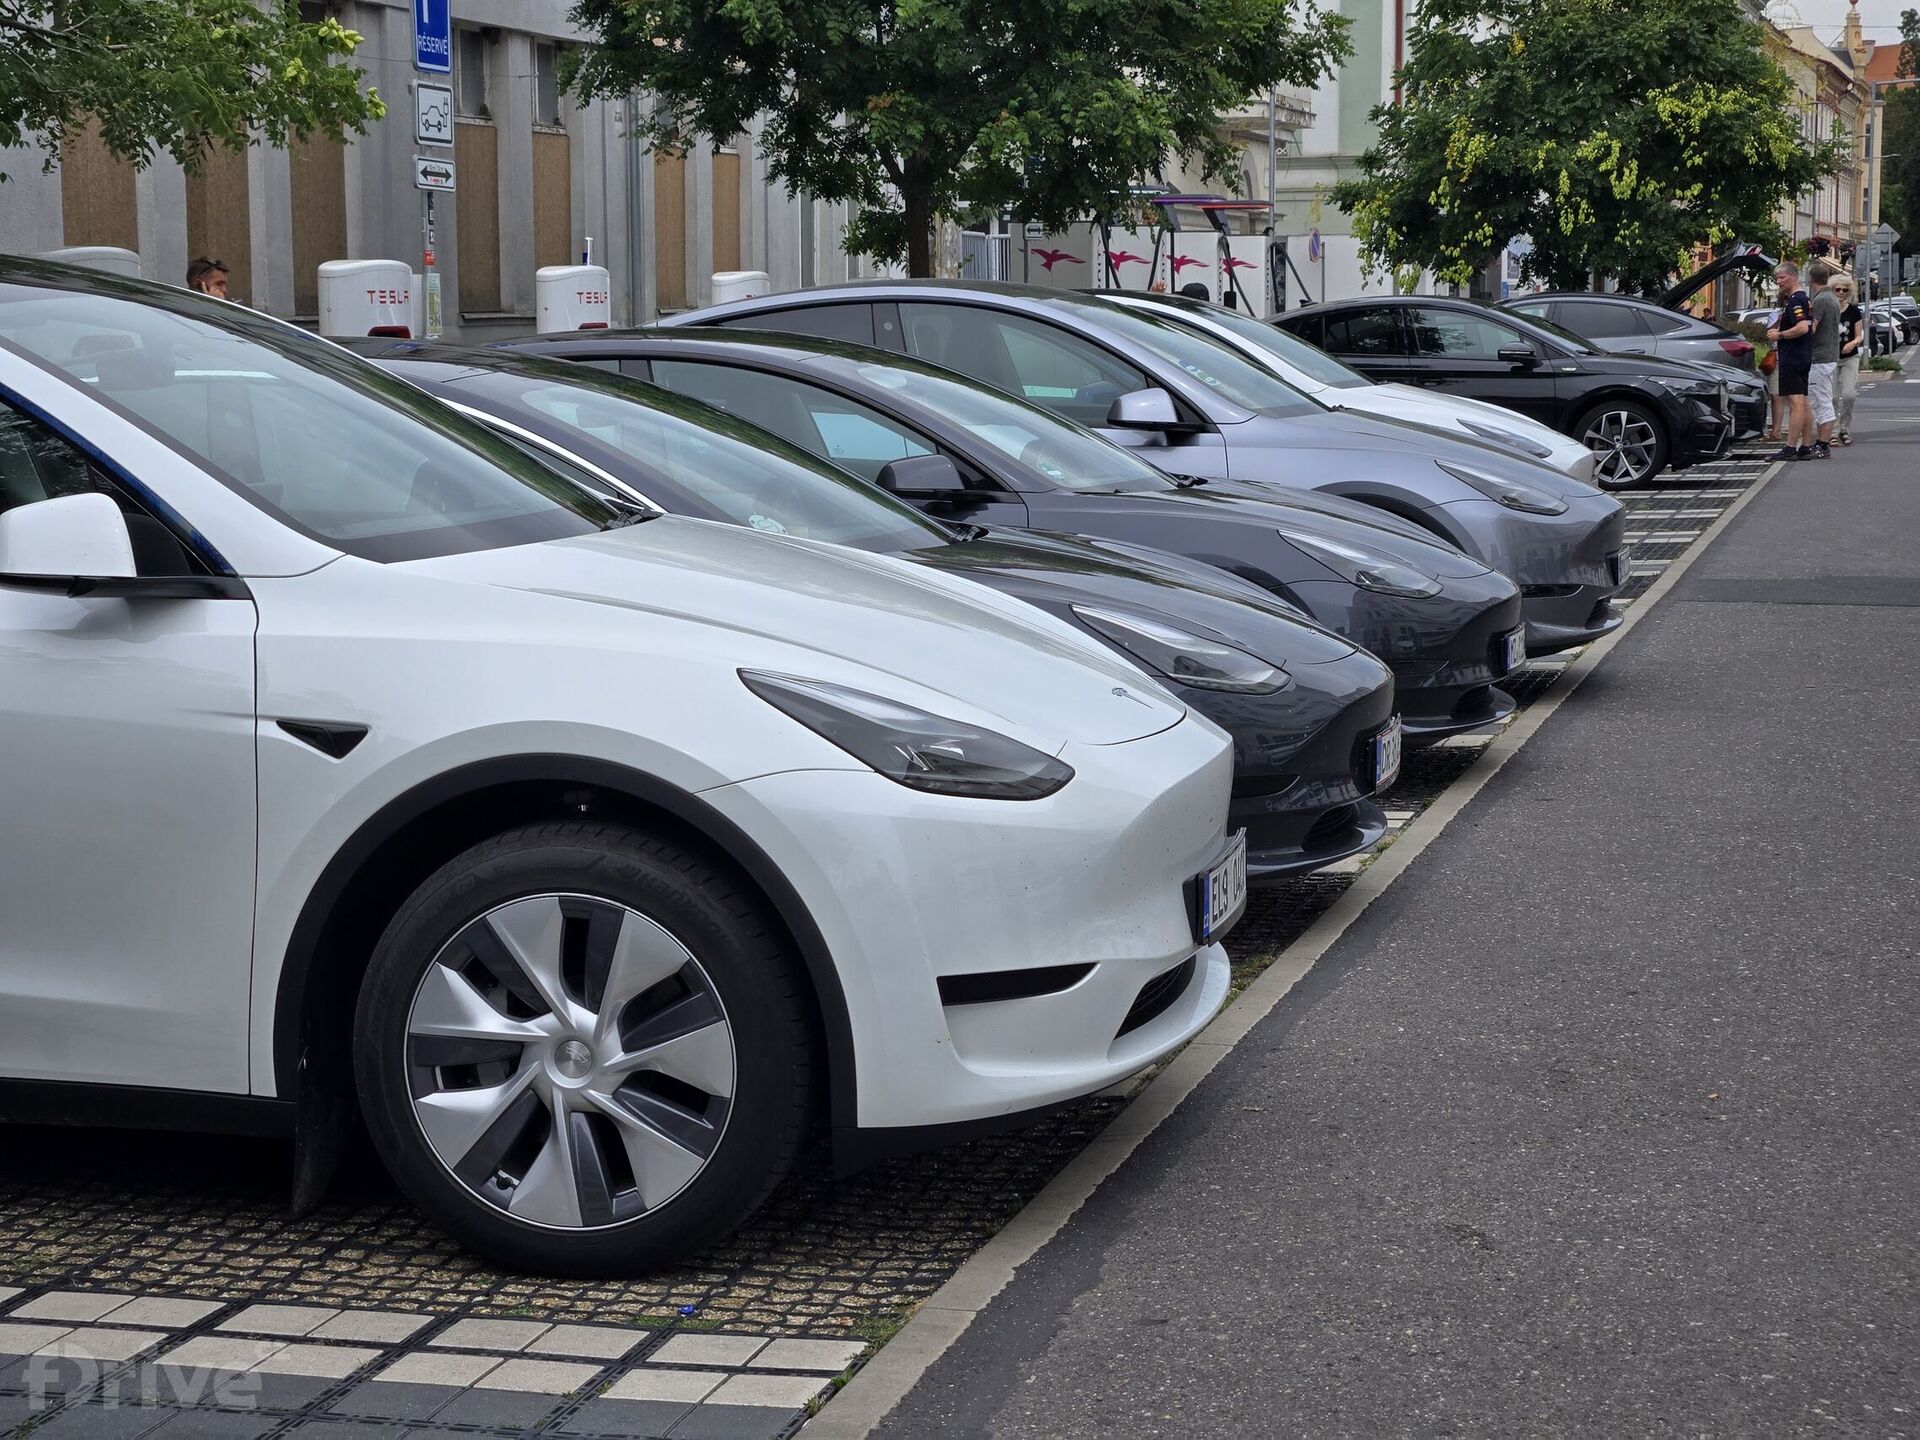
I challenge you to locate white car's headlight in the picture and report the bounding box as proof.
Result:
[1072,605,1287,694]
[1461,420,1553,460]
[740,672,1074,799]
[1279,529,1443,598]
[1438,462,1569,516]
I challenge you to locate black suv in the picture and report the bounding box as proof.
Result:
[1277,296,1734,489]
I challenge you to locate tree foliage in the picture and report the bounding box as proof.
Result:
[1333,0,1841,291]
[0,1,384,183]
[1881,8,1920,249]
[568,0,1350,276]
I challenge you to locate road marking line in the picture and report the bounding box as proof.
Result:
[803,468,1787,1438]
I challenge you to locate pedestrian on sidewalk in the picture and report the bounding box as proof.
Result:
[1767,260,1814,461]
[1832,272,1863,446]
[1806,260,1841,459]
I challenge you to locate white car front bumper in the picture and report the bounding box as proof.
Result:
[699,712,1236,1132]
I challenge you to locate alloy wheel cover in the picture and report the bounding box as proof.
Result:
[1582,409,1659,485]
[404,893,737,1231]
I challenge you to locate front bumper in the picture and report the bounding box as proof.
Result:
[1427,495,1627,656]
[1670,399,1734,467]
[700,713,1235,1132]
[1185,649,1400,883]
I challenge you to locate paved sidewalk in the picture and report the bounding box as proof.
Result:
[871,405,1920,1434]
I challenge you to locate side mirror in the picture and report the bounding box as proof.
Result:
[1106,387,1183,430]
[876,454,967,496]
[0,493,136,581]
[1496,343,1540,367]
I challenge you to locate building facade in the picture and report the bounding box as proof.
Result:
[0,0,884,337]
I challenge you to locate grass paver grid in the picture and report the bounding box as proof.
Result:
[0,454,1768,1439]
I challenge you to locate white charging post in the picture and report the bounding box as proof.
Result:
[535,265,612,331]
[317,260,416,337]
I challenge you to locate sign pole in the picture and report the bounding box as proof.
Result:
[422,192,442,339]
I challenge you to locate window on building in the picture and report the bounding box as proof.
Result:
[456,29,490,118]
[534,42,563,127]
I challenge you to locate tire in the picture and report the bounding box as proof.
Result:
[1574,397,1670,490]
[353,821,815,1276]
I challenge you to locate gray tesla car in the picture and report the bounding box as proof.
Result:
[492,327,1531,756]
[662,281,1627,655]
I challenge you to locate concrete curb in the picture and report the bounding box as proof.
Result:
[802,462,1786,1439]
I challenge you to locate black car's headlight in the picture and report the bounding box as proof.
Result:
[1072,605,1287,694]
[1461,420,1553,459]
[1437,462,1570,516]
[740,672,1073,799]
[1279,529,1443,598]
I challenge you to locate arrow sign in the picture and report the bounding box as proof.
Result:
[414,156,456,192]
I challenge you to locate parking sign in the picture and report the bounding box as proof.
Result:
[413,0,450,73]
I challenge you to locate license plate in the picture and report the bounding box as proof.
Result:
[1608,549,1629,587]
[1197,830,1248,943]
[1501,627,1527,675]
[1372,716,1403,793]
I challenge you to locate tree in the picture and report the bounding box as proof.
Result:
[1880,9,1920,251]
[568,0,1350,276]
[1332,0,1841,292]
[0,1,384,183]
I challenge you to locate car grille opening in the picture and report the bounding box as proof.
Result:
[1116,955,1197,1038]
[938,963,1095,1007]
[1230,770,1299,800]
[1305,803,1360,851]
[1521,583,1581,598]
[1453,683,1498,721]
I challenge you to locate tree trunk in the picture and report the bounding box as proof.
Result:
[903,171,934,278]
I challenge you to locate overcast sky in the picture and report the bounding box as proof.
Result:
[1776,0,1906,43]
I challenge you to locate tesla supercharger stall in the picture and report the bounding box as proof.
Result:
[536,265,612,331]
[39,247,143,279]
[1223,235,1272,315]
[317,260,415,337]
[711,270,771,305]
[1093,227,1167,292]
[1167,232,1219,301]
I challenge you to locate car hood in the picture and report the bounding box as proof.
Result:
[1234,407,1602,501]
[395,514,1188,746]
[909,527,1358,666]
[1048,483,1493,580]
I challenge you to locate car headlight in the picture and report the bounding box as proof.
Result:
[1279,529,1443,598]
[740,671,1074,799]
[1071,605,1287,694]
[1461,420,1553,459]
[1437,462,1569,516]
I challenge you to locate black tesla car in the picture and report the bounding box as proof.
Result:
[1277,296,1735,489]
[483,328,1529,750]
[346,340,1405,882]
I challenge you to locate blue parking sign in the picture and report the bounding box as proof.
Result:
[414,0,451,73]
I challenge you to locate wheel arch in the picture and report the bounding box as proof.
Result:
[1319,485,1471,552]
[272,755,857,1145]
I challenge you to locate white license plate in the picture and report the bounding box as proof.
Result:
[1373,717,1403,793]
[1502,627,1527,674]
[1198,830,1248,942]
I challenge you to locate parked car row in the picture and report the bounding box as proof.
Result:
[0,262,1630,1275]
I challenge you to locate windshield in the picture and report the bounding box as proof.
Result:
[1035,293,1323,415]
[457,366,951,553]
[0,285,617,561]
[1149,300,1373,389]
[810,353,1181,494]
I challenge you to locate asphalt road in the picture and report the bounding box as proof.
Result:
[873,374,1920,1437]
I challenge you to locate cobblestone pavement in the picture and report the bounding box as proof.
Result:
[0,448,1774,1439]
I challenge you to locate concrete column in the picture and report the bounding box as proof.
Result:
[136,158,189,286]
[0,142,65,254]
[687,144,714,308]
[495,31,536,316]
[250,141,295,316]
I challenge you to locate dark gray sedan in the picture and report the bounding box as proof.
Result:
[1502,292,1758,372]
[660,280,1627,655]
[490,328,1530,755]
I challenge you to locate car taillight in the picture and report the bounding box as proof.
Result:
[1719,339,1753,358]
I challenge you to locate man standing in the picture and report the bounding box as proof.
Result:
[1806,259,1841,460]
[1767,260,1814,461]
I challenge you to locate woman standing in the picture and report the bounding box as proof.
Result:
[1832,273,1864,446]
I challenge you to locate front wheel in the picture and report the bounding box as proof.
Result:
[353,821,815,1276]
[1575,399,1669,490]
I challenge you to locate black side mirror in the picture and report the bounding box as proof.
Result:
[876,454,966,496]
[1106,387,1183,430]
[1497,343,1540,367]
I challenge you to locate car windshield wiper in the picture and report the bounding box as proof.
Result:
[603,506,657,529]
[947,522,990,541]
[1171,475,1208,488]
